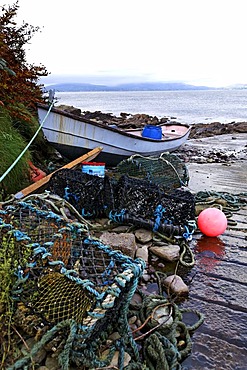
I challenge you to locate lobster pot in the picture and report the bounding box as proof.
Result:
[114,175,195,228]
[0,201,144,370]
[48,168,115,217]
[116,152,189,192]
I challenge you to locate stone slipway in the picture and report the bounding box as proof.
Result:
[179,133,247,369]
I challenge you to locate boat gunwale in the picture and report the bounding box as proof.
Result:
[37,103,191,142]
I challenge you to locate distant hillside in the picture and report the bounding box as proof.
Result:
[228,84,247,89]
[46,82,212,92]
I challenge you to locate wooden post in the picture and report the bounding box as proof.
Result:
[14,147,103,199]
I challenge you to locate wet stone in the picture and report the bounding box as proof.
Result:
[182,332,247,370]
[135,244,149,262]
[181,297,247,348]
[162,274,189,296]
[188,273,247,311]
[101,350,131,368]
[197,260,247,284]
[134,228,153,243]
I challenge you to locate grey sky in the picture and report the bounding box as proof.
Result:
[14,0,247,87]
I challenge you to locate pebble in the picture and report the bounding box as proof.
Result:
[135,228,153,243]
[136,244,149,262]
[101,350,131,368]
[162,274,189,296]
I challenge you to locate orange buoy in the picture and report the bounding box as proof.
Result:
[197,208,227,237]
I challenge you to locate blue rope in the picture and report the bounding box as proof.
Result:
[153,204,166,231]
[183,225,194,241]
[109,209,126,223]
[81,208,94,217]
[64,186,79,203]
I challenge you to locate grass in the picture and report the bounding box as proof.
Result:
[0,106,31,198]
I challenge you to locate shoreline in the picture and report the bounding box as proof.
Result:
[54,89,247,124]
[182,133,247,194]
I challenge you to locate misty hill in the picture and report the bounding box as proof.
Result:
[46,82,212,92]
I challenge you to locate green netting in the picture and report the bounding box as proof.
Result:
[116,152,189,192]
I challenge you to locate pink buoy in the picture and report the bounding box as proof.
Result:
[197,208,227,237]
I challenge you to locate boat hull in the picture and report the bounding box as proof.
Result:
[37,104,191,166]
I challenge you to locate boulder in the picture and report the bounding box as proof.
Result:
[149,244,180,262]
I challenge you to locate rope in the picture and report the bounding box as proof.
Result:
[0,101,54,184]
[179,241,195,267]
[7,319,74,370]
[129,293,204,369]
[195,191,247,229]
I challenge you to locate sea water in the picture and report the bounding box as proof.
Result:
[54,89,247,125]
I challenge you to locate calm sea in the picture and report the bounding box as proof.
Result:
[54,89,247,125]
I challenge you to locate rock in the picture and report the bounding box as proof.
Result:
[45,356,60,370]
[128,315,137,325]
[100,232,137,258]
[100,350,131,368]
[95,218,109,227]
[142,273,151,283]
[152,305,173,326]
[135,228,153,243]
[57,105,81,116]
[130,292,143,307]
[109,331,121,340]
[111,225,131,232]
[135,245,149,262]
[162,274,189,296]
[157,262,165,268]
[149,244,180,262]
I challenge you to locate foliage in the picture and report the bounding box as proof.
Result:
[0,2,57,199]
[10,103,56,161]
[0,1,48,119]
[0,106,31,197]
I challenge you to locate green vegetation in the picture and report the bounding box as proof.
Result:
[0,106,31,197]
[0,2,55,198]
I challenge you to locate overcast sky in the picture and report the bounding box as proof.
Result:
[11,0,247,87]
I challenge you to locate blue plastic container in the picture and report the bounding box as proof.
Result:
[82,162,105,177]
[142,125,162,140]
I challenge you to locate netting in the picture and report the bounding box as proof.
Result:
[47,169,195,239]
[116,153,189,192]
[113,175,195,227]
[48,168,115,218]
[0,201,145,369]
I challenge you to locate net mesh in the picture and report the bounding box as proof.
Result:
[47,167,195,237]
[48,169,115,217]
[116,152,189,191]
[114,175,195,227]
[0,202,143,328]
